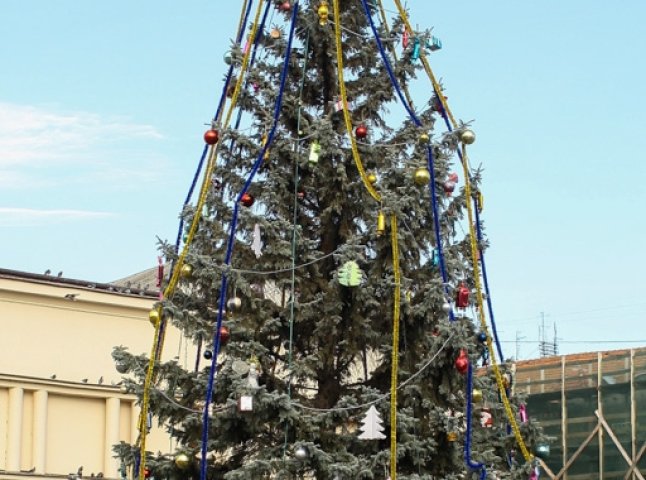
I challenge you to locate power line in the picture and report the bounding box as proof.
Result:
[500,340,646,344]
[505,302,646,324]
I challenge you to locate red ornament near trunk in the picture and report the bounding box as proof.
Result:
[219,326,230,346]
[455,349,469,374]
[241,193,255,207]
[355,124,368,139]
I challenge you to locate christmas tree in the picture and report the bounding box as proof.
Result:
[113,1,545,478]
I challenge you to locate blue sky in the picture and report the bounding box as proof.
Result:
[1,1,645,358]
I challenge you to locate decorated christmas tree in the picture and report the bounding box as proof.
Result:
[113,1,546,478]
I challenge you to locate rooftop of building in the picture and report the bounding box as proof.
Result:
[0,267,159,299]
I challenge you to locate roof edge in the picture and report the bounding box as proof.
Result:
[0,267,158,299]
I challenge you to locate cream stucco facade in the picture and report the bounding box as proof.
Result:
[0,269,193,480]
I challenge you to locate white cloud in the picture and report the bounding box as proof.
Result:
[0,170,54,189]
[0,207,114,227]
[0,101,163,169]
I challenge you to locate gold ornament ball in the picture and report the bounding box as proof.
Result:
[318,2,329,16]
[180,264,193,279]
[148,309,160,326]
[472,389,483,403]
[419,132,430,144]
[174,453,191,470]
[413,167,431,186]
[367,173,377,185]
[460,129,476,145]
[317,2,329,25]
[446,431,458,442]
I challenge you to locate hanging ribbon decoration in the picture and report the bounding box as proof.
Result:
[332,2,401,477]
[465,364,487,479]
[361,0,454,321]
[198,3,298,480]
[373,0,533,466]
[137,2,265,478]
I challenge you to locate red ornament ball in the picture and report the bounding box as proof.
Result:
[241,192,255,207]
[433,95,448,113]
[355,124,368,139]
[219,326,230,346]
[443,181,456,195]
[204,129,219,145]
[279,1,291,11]
[143,468,152,479]
[297,190,306,201]
[455,349,469,374]
[455,283,470,308]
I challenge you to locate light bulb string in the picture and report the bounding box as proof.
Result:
[147,333,453,416]
[198,5,299,480]
[282,27,310,465]
[292,333,454,413]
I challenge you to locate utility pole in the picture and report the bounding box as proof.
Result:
[539,311,558,357]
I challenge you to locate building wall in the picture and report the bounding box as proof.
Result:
[8,269,645,479]
[515,348,646,479]
[0,272,195,480]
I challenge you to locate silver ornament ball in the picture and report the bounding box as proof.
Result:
[227,296,242,311]
[294,446,309,460]
[115,362,129,374]
[442,302,451,313]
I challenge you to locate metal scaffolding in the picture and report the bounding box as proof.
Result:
[516,348,646,479]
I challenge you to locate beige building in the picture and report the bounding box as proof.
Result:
[0,268,192,480]
[8,266,644,480]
